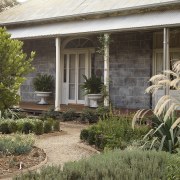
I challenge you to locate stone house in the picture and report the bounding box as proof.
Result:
[0,0,180,110]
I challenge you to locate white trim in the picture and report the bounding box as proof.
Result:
[55,37,61,111]
[62,49,90,105]
[104,33,110,107]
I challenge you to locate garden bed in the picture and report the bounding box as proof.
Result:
[0,146,46,179]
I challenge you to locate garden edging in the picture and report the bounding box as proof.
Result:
[0,147,47,180]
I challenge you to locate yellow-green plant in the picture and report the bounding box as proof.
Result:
[0,28,35,113]
[132,60,180,153]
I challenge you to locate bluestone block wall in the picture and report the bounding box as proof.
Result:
[21,32,153,109]
[109,32,153,109]
[21,38,56,102]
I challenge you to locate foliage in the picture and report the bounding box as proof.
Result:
[0,118,59,135]
[33,74,54,92]
[62,109,77,121]
[43,119,53,133]
[132,60,180,153]
[0,28,35,112]
[80,108,98,123]
[53,120,60,131]
[81,75,103,94]
[80,114,149,150]
[0,134,35,155]
[97,34,112,55]
[96,105,110,118]
[14,149,180,180]
[40,107,60,120]
[0,0,18,12]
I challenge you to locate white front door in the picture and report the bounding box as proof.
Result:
[62,51,89,104]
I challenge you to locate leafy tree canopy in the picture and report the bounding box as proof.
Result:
[0,28,35,112]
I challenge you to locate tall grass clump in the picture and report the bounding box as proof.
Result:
[133,60,180,153]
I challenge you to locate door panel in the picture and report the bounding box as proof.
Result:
[78,54,86,102]
[68,54,76,103]
[63,51,88,104]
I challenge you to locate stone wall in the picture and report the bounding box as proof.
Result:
[21,38,56,102]
[20,32,153,109]
[109,32,153,109]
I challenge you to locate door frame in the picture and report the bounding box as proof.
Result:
[61,48,95,105]
[152,48,180,75]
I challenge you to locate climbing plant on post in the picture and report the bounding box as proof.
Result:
[0,27,35,113]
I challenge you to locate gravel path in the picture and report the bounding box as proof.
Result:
[35,123,95,166]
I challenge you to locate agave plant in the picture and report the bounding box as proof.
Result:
[81,75,103,94]
[132,60,180,153]
[33,74,54,92]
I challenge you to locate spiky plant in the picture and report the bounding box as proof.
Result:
[132,60,180,153]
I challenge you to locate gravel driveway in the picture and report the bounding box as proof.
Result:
[35,122,95,166]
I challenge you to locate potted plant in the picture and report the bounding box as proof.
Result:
[81,75,103,107]
[33,74,54,105]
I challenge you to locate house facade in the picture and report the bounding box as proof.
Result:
[0,0,180,110]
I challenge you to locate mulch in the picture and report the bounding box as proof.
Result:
[0,147,46,178]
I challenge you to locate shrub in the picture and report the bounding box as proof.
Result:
[96,105,110,118]
[8,120,18,133]
[33,120,44,135]
[44,119,53,133]
[0,118,59,135]
[14,150,180,180]
[62,109,77,121]
[0,134,35,155]
[21,121,34,134]
[0,27,34,113]
[0,121,10,134]
[80,114,149,150]
[80,129,89,141]
[80,108,98,123]
[40,107,60,120]
[53,120,60,131]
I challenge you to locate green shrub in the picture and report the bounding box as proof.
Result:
[0,121,10,134]
[80,108,98,123]
[33,120,44,135]
[53,120,60,131]
[0,118,60,135]
[14,150,180,180]
[80,129,89,141]
[44,119,53,133]
[96,106,110,118]
[40,107,60,120]
[62,109,77,121]
[21,121,34,134]
[8,120,18,133]
[0,134,35,155]
[80,114,150,150]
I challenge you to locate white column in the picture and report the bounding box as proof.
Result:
[55,37,61,111]
[104,33,110,107]
[163,28,170,96]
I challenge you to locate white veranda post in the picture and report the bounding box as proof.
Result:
[104,33,110,107]
[55,37,61,111]
[163,28,170,96]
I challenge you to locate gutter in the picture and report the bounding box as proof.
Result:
[1,0,180,26]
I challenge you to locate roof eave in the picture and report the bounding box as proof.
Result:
[1,0,180,27]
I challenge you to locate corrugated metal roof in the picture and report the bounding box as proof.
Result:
[7,9,180,39]
[0,0,179,25]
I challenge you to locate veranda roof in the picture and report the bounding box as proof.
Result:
[7,9,180,39]
[0,0,179,25]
